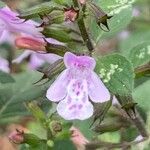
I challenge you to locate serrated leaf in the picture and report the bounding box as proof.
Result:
[129,42,150,68]
[96,54,135,97]
[0,71,15,84]
[19,2,62,20]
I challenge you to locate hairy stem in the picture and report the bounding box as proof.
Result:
[72,0,94,55]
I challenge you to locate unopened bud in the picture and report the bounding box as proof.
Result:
[15,36,46,52]
[9,129,24,144]
[47,140,54,147]
[64,7,78,22]
[50,121,62,134]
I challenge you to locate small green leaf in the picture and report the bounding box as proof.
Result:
[129,42,150,68]
[96,54,135,97]
[0,71,15,84]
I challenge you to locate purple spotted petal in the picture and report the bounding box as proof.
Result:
[64,52,96,70]
[46,70,69,102]
[57,95,93,120]
[88,71,110,103]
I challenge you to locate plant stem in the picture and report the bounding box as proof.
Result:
[86,137,147,150]
[72,0,94,55]
[130,110,149,138]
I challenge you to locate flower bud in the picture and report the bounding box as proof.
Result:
[64,7,78,22]
[50,121,62,135]
[9,129,24,144]
[15,36,46,52]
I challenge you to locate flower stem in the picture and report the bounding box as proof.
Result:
[72,0,94,55]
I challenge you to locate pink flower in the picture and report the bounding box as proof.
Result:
[0,6,43,38]
[8,129,24,144]
[0,57,10,73]
[46,52,110,120]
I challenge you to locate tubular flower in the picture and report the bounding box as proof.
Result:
[13,50,62,70]
[46,52,110,120]
[0,6,43,38]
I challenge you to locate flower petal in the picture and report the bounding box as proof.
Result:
[57,95,93,120]
[88,71,110,103]
[28,53,45,69]
[46,69,69,102]
[64,52,77,68]
[38,53,62,64]
[64,52,96,70]
[57,79,93,120]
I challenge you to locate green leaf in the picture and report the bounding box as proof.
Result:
[96,54,135,97]
[129,42,150,68]
[0,71,15,84]
[133,80,150,111]
[0,71,50,121]
[53,140,76,150]
[19,2,62,20]
[73,119,95,139]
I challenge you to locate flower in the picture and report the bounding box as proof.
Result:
[8,129,24,144]
[0,6,43,38]
[70,126,89,150]
[0,57,10,73]
[13,37,63,70]
[46,52,110,120]
[13,50,62,70]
